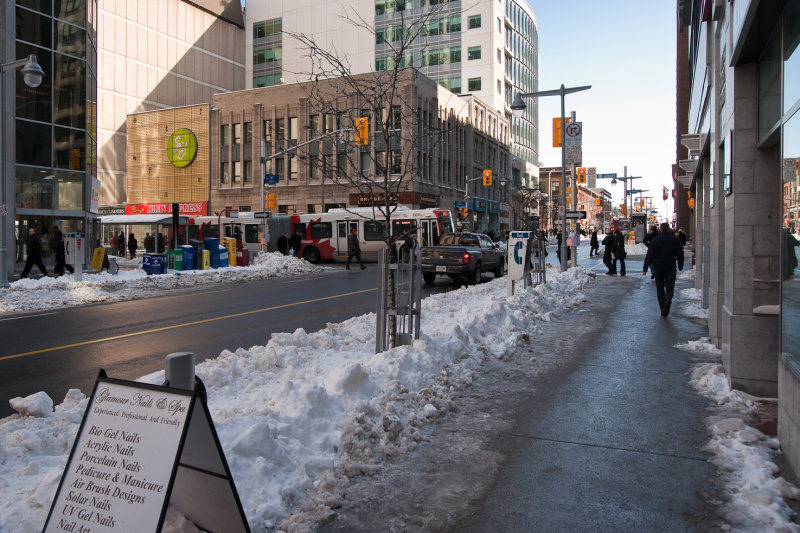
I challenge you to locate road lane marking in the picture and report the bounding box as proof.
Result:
[0,312,58,322]
[0,287,377,362]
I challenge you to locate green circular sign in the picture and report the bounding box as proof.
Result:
[167,128,198,168]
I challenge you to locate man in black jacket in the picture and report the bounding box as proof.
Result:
[20,227,49,278]
[643,222,684,316]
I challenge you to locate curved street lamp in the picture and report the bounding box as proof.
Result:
[2,54,45,287]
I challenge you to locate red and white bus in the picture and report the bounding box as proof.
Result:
[289,207,455,262]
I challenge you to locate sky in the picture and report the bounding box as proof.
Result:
[1,248,800,531]
[531,0,677,222]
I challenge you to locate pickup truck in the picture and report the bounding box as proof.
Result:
[420,232,505,285]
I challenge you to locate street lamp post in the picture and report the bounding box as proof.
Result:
[512,84,590,272]
[1,54,45,288]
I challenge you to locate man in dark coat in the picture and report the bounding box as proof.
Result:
[602,231,616,275]
[643,222,685,317]
[277,232,289,255]
[287,231,301,257]
[642,225,660,278]
[345,227,365,270]
[51,226,74,276]
[589,229,599,257]
[21,227,49,278]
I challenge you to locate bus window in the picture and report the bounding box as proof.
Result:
[392,219,413,237]
[421,221,430,246]
[293,222,307,236]
[309,221,332,239]
[338,222,348,238]
[244,224,260,243]
[364,220,386,241]
[432,221,440,244]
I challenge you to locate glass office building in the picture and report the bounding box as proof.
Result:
[9,0,98,274]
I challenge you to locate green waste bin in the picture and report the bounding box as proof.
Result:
[170,249,184,271]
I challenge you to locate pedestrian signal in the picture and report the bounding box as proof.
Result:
[458,208,470,219]
[267,193,277,209]
[594,198,601,206]
[482,169,492,186]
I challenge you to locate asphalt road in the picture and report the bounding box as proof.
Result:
[0,267,384,418]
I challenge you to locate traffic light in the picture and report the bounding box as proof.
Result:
[594,198,601,206]
[482,169,492,186]
[267,193,277,209]
[552,117,571,147]
[458,207,470,219]
[620,204,627,215]
[355,117,369,146]
[577,167,586,184]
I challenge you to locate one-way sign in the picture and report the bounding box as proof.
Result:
[253,211,272,219]
[565,210,587,219]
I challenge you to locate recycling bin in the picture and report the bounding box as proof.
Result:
[218,245,229,268]
[180,245,195,270]
[142,253,167,275]
[169,249,184,271]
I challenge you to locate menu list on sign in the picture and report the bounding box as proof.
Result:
[45,380,192,533]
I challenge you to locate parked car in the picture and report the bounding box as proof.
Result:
[420,232,505,285]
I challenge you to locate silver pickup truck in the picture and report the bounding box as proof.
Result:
[420,232,505,285]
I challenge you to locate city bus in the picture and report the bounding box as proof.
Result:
[289,207,455,262]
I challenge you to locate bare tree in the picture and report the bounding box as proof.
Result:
[285,3,458,348]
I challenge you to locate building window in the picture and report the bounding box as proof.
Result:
[497,48,502,63]
[253,73,282,88]
[221,124,229,146]
[253,19,282,40]
[275,118,285,143]
[360,151,372,176]
[497,17,501,33]
[310,156,321,180]
[468,46,481,60]
[289,117,298,140]
[309,114,320,135]
[263,120,272,141]
[288,157,298,180]
[243,160,252,183]
[468,14,481,29]
[220,162,229,184]
[468,77,481,91]
[324,113,336,134]
[233,123,242,145]
[254,47,282,65]
[233,161,242,183]
[497,79,502,94]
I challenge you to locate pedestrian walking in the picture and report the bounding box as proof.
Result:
[20,227,48,278]
[117,232,125,257]
[643,225,659,278]
[288,231,301,257]
[128,233,138,259]
[677,228,687,247]
[51,227,74,276]
[345,227,366,270]
[642,222,685,317]
[602,231,616,275]
[613,228,627,276]
[589,229,599,257]
[277,232,289,255]
[399,228,414,263]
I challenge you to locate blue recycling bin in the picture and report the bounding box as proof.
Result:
[180,245,195,270]
[218,245,229,268]
[142,253,167,275]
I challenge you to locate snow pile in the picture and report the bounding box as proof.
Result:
[0,268,592,532]
[682,342,800,531]
[0,252,325,313]
[677,286,708,320]
[679,267,695,281]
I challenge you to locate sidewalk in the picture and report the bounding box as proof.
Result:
[449,270,721,531]
[318,262,726,532]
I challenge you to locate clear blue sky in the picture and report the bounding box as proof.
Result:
[531,0,677,222]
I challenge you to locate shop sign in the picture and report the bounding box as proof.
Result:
[166,128,198,168]
[126,202,207,216]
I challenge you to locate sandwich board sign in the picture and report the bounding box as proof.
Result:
[43,371,249,533]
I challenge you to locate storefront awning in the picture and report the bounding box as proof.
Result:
[100,215,189,225]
